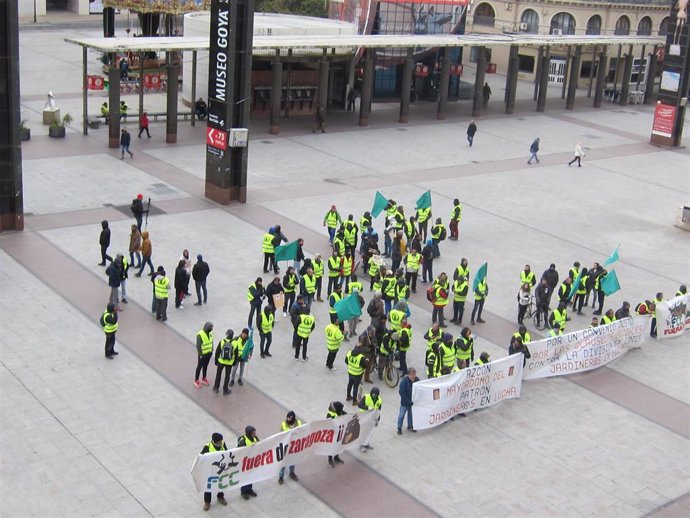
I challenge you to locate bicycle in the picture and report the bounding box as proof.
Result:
[531,298,550,331]
[376,351,400,389]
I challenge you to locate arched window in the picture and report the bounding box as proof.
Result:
[659,17,671,36]
[638,17,652,36]
[615,16,630,36]
[550,12,576,35]
[586,15,602,35]
[520,9,539,34]
[474,3,496,27]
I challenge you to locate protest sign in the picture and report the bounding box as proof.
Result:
[655,294,690,339]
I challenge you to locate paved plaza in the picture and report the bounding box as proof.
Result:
[1,20,690,518]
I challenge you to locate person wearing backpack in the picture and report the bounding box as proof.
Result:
[421,239,434,284]
[430,273,450,327]
[130,193,146,231]
[229,328,250,386]
[430,218,446,258]
[212,329,235,395]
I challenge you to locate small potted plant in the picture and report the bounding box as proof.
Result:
[19,119,30,141]
[48,113,73,138]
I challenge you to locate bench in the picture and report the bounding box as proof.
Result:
[94,111,195,125]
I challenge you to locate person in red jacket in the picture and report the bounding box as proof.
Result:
[138,112,150,138]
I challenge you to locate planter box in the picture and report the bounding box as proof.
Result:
[43,108,60,125]
[49,126,66,138]
[20,128,31,141]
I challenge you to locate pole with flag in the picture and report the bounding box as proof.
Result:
[371,191,388,218]
[602,244,620,267]
[334,292,363,322]
[600,270,621,296]
[472,262,488,292]
[415,190,432,210]
[275,240,299,263]
[567,270,583,301]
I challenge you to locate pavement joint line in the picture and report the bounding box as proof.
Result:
[642,490,690,517]
[283,136,384,176]
[0,229,440,518]
[586,159,688,194]
[0,358,155,518]
[547,112,651,143]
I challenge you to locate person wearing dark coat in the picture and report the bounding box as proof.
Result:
[540,264,559,305]
[174,259,187,309]
[98,220,112,266]
[509,336,531,367]
[192,254,210,306]
[466,120,477,146]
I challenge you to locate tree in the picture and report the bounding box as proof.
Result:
[256,0,327,18]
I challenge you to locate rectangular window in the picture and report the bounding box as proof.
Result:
[518,54,535,73]
[580,60,598,78]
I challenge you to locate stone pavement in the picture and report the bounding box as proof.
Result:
[2,24,690,518]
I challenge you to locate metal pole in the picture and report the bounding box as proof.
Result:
[437,48,450,120]
[505,45,519,114]
[138,52,144,120]
[533,46,543,101]
[536,47,550,112]
[561,46,570,100]
[612,45,622,92]
[593,45,607,108]
[588,46,597,98]
[191,51,197,126]
[399,48,413,123]
[636,44,645,91]
[82,47,88,135]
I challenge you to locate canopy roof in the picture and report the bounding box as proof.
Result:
[65,32,665,54]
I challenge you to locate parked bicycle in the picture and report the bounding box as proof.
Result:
[376,350,400,388]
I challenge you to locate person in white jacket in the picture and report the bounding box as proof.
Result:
[568,142,585,167]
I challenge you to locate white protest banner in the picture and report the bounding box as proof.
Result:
[411,354,523,431]
[656,294,690,339]
[190,411,378,493]
[523,316,646,380]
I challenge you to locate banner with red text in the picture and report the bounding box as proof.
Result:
[656,294,690,339]
[410,354,523,430]
[190,411,378,493]
[523,316,646,380]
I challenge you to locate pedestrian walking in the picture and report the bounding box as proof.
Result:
[98,220,112,266]
[120,128,133,159]
[358,387,382,451]
[527,137,540,164]
[130,194,147,231]
[153,266,170,321]
[466,120,477,146]
[100,302,119,359]
[138,112,151,138]
[174,259,187,309]
[200,433,229,511]
[128,224,142,268]
[212,329,235,395]
[482,82,492,107]
[105,256,122,310]
[119,254,130,304]
[326,402,347,467]
[135,231,154,277]
[229,329,250,386]
[194,322,214,388]
[313,105,326,133]
[192,254,210,306]
[397,368,419,434]
[238,426,260,499]
[278,411,302,484]
[347,88,358,111]
[568,142,585,167]
[323,205,342,243]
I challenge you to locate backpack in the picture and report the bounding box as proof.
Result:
[426,286,437,303]
[99,314,106,328]
[221,341,233,362]
[439,227,447,241]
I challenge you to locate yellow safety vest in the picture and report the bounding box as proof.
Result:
[513,331,531,344]
[297,314,315,338]
[552,308,567,328]
[346,350,365,376]
[455,337,473,361]
[389,309,405,331]
[359,394,382,411]
[360,215,371,230]
[440,342,455,367]
[302,274,316,294]
[262,233,275,254]
[426,328,441,349]
[206,441,226,453]
[399,327,412,352]
[102,311,118,333]
[284,273,297,293]
[577,276,588,295]
[313,260,324,278]
[368,260,380,277]
[396,284,410,301]
[434,281,449,306]
[474,280,487,301]
[154,276,170,299]
[383,277,396,298]
[601,315,616,325]
[232,337,246,360]
[453,280,468,302]
[325,323,344,351]
[328,256,341,277]
[344,223,357,245]
[329,292,342,314]
[431,224,444,240]
[520,270,535,286]
[247,283,258,302]
[260,312,274,334]
[217,337,234,366]
[197,329,214,355]
[406,252,421,271]
[455,264,470,279]
[342,256,353,276]
[451,204,462,221]
[333,237,345,256]
[325,211,339,228]
[281,419,302,431]
[416,207,431,223]
[348,281,363,294]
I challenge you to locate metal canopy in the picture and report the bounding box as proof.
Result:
[65,33,664,53]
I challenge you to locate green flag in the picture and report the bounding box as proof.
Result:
[601,270,621,296]
[415,190,432,210]
[602,244,620,267]
[568,271,583,301]
[275,240,299,262]
[334,293,363,322]
[371,191,388,218]
[472,262,488,292]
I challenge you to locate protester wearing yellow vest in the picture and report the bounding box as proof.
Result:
[416,206,432,242]
[398,322,412,374]
[474,351,491,366]
[313,254,325,301]
[358,387,382,451]
[327,402,347,466]
[449,198,462,240]
[323,205,342,243]
[229,329,250,387]
[201,433,229,510]
[282,266,298,316]
[431,273,450,327]
[262,228,280,274]
[549,302,568,332]
[247,277,265,328]
[300,268,317,309]
[194,322,214,388]
[403,247,422,293]
[154,266,170,321]
[520,264,536,288]
[601,309,616,326]
[293,312,315,361]
[425,342,442,378]
[213,329,236,395]
[278,411,302,484]
[424,322,442,350]
[327,251,342,295]
[343,215,358,255]
[238,426,260,499]
[455,327,474,368]
[325,320,345,370]
[430,218,446,258]
[573,268,589,315]
[341,251,354,291]
[388,301,407,331]
[513,325,532,345]
[333,230,346,257]
[329,285,343,325]
[345,345,367,405]
[450,275,469,325]
[100,302,119,359]
[470,278,488,325]
[258,305,275,358]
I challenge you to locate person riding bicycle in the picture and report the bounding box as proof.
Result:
[378,330,398,380]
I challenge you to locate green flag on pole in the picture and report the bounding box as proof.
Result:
[275,240,299,262]
[601,270,621,296]
[602,244,620,267]
[334,293,363,322]
[568,271,583,301]
[415,190,432,210]
[371,191,388,218]
[472,262,488,292]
